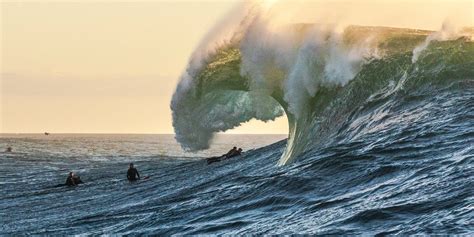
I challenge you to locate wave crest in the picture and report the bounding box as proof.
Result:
[171,1,474,165]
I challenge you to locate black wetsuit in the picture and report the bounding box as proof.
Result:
[65,176,76,186]
[225,149,237,158]
[207,149,243,164]
[65,176,83,186]
[127,168,140,181]
[226,150,241,159]
[74,177,83,184]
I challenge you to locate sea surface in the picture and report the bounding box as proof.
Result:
[0,131,472,235]
[0,134,288,234]
[166,22,474,234]
[2,24,474,235]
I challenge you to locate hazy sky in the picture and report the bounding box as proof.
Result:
[0,0,288,134]
[1,0,471,134]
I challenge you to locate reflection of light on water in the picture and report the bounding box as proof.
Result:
[349,102,430,141]
[0,134,286,161]
[158,149,167,157]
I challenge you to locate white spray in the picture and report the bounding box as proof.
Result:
[171,0,471,161]
[412,21,462,63]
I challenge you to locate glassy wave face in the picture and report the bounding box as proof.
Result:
[171,22,474,165]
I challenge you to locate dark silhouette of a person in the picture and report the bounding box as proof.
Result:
[127,163,140,181]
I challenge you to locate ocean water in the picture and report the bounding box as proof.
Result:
[2,12,474,237]
[167,21,474,234]
[171,24,474,167]
[1,124,473,235]
[0,134,286,234]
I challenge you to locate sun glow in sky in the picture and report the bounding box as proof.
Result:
[1,0,289,134]
[1,0,472,134]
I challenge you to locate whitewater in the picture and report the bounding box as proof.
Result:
[171,1,473,166]
[2,0,474,235]
[168,0,473,233]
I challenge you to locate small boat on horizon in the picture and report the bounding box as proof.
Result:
[44,132,50,136]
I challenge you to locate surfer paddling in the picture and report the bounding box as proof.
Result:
[207,147,243,164]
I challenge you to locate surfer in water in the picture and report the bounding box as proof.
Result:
[5,146,12,152]
[65,172,83,186]
[127,163,140,182]
[226,148,243,159]
[225,147,237,157]
[207,147,243,164]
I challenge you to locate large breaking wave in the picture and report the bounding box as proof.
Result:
[171,1,474,165]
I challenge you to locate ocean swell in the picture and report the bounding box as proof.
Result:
[171,3,474,165]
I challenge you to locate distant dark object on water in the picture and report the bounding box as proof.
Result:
[65,172,83,186]
[207,147,243,164]
[127,163,140,182]
[44,132,50,135]
[5,146,12,152]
